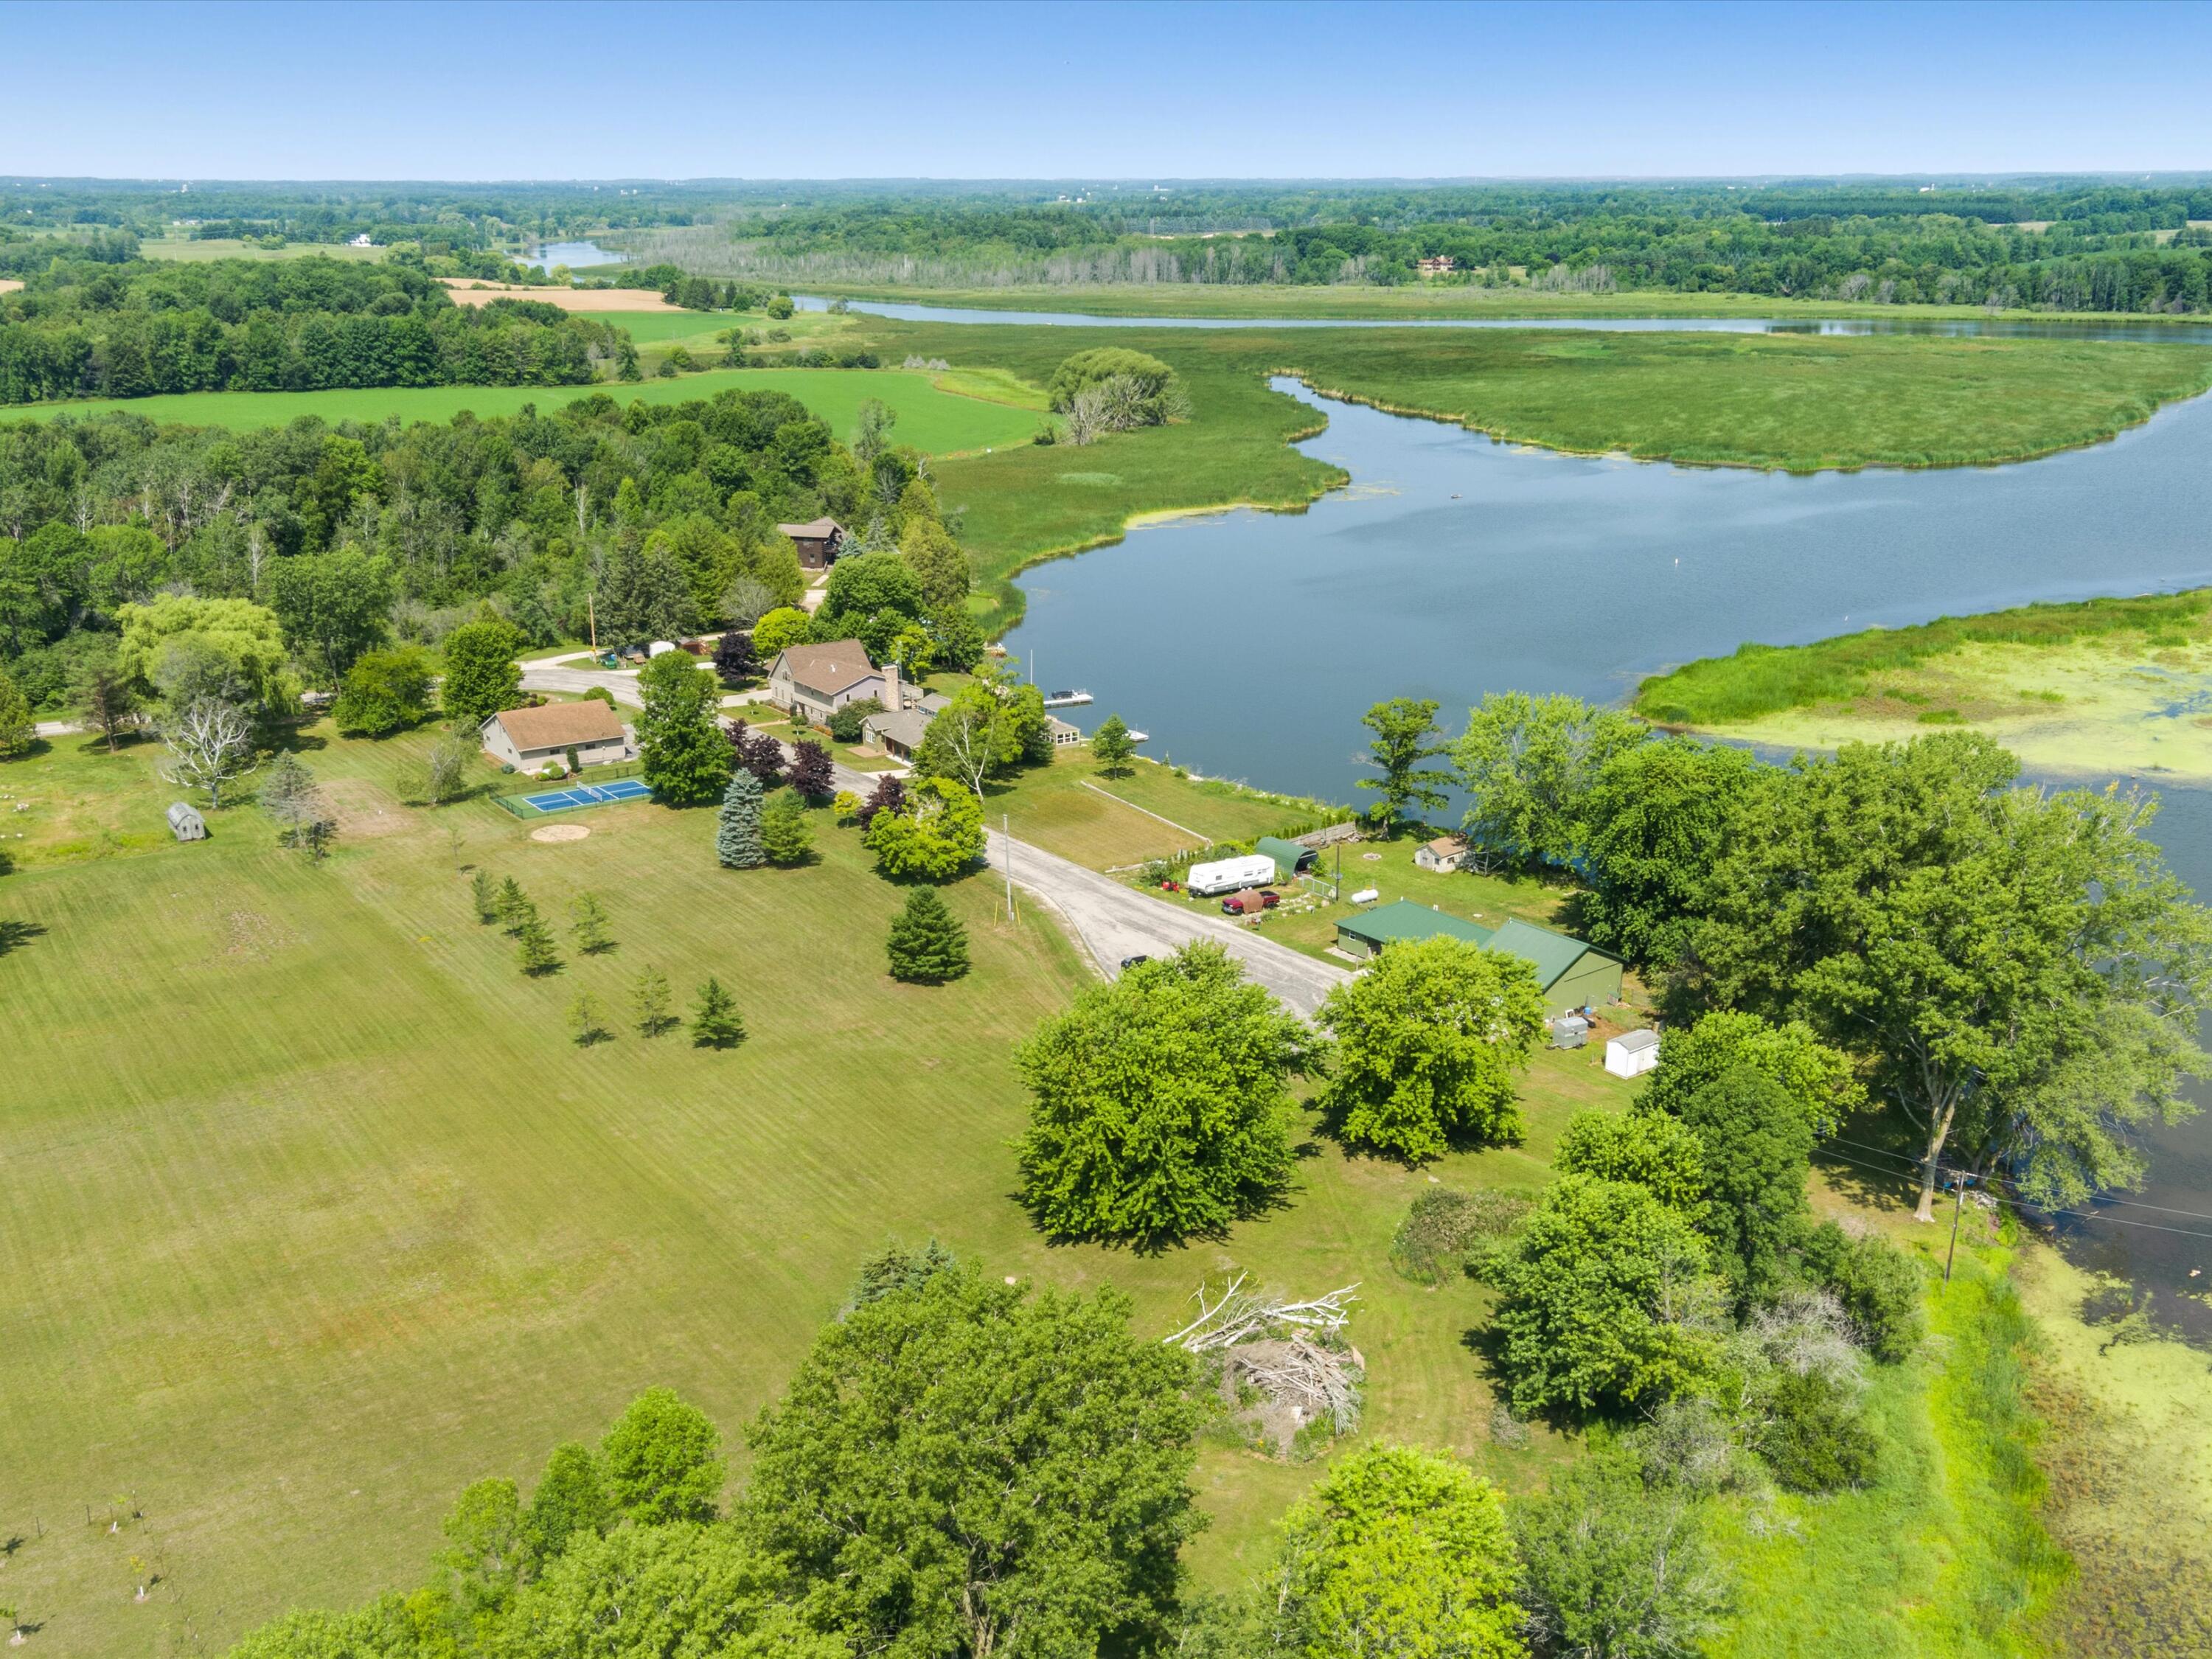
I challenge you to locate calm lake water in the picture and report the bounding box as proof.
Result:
[512,239,630,271]
[796,292,2212,344]
[1004,377,2212,1332]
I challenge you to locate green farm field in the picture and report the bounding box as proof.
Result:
[6,366,1043,455]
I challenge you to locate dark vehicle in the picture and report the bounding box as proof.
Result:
[1119,954,1150,970]
[1221,888,1280,916]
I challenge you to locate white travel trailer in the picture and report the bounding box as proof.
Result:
[1186,853,1279,897]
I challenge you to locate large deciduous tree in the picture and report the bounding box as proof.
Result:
[0,667,33,757]
[438,616,524,732]
[1512,1453,1728,1659]
[1577,737,1759,967]
[1356,696,1450,835]
[863,774,984,881]
[1486,1175,1722,1415]
[1677,1067,1814,1307]
[636,649,732,807]
[599,1386,724,1525]
[1450,691,1648,873]
[1015,943,1313,1242]
[743,1265,1203,1659]
[1636,1011,1863,1138]
[1269,1443,1526,1659]
[1684,732,2212,1218]
[161,696,255,807]
[265,546,396,681]
[330,646,435,737]
[1314,936,1547,1162]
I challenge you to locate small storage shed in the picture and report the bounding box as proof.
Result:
[1415,835,1468,872]
[1605,1028,1662,1079]
[1334,898,1489,959]
[1551,1015,1589,1050]
[1256,835,1318,880]
[166,801,207,842]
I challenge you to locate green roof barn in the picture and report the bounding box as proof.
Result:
[1333,902,1623,1011]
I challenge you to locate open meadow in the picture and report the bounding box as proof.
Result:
[0,720,2101,1656]
[136,237,390,263]
[5,365,1043,456]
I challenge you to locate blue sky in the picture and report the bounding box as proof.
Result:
[6,0,2208,181]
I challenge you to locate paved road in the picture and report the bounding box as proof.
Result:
[523,686,1352,1017]
[986,828,1351,1017]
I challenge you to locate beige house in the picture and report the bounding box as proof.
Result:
[766,639,882,723]
[480,700,630,773]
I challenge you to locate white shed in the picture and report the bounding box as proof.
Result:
[1604,1028,1661,1079]
[166,801,207,842]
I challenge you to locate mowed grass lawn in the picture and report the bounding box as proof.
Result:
[4,368,1043,456]
[0,727,1619,1656]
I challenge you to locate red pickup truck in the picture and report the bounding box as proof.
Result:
[1220,888,1280,916]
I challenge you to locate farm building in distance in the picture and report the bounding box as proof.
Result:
[776,517,846,571]
[1417,255,1457,276]
[1333,903,1624,1010]
[480,701,630,772]
[166,801,206,841]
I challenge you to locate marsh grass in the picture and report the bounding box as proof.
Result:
[1633,588,2212,726]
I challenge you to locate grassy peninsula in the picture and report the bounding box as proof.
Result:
[1633,589,2212,781]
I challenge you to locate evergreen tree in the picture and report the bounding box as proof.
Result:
[787,739,835,801]
[633,966,676,1037]
[691,977,746,1048]
[717,768,765,869]
[568,991,609,1046]
[568,891,614,953]
[496,877,533,933]
[470,868,499,924]
[1090,712,1135,776]
[0,666,35,757]
[760,790,814,866]
[515,914,561,976]
[886,887,971,984]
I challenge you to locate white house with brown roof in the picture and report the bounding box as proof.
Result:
[480,700,631,773]
[765,639,888,724]
[775,517,846,571]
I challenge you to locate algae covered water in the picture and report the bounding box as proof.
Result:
[1004,378,2212,1332]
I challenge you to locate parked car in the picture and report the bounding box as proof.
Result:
[1119,954,1150,970]
[1220,888,1280,916]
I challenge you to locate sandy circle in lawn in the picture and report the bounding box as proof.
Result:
[530,824,591,844]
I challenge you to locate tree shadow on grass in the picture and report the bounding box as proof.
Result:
[0,919,47,958]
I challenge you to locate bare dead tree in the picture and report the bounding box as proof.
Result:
[1164,1273,1359,1351]
[161,698,254,810]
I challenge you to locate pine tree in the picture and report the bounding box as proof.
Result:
[787,739,835,801]
[690,977,746,1048]
[496,876,532,933]
[515,914,561,976]
[717,768,765,869]
[568,991,609,1046]
[633,966,675,1037]
[470,869,499,924]
[760,790,814,866]
[568,891,614,953]
[886,886,971,984]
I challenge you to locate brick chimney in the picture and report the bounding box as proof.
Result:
[883,658,904,711]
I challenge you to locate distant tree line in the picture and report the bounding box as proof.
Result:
[708,181,2212,313]
[0,254,627,403]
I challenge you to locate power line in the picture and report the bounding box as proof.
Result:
[1818,1129,2212,1226]
[1811,1145,2212,1243]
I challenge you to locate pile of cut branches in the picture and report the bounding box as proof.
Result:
[1166,1275,1364,1453]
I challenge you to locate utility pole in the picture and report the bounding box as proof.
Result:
[588,592,598,654]
[1942,1169,1968,1285]
[1003,813,1014,922]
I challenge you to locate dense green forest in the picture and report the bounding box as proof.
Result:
[695,180,2212,312]
[0,381,969,705]
[0,254,631,402]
